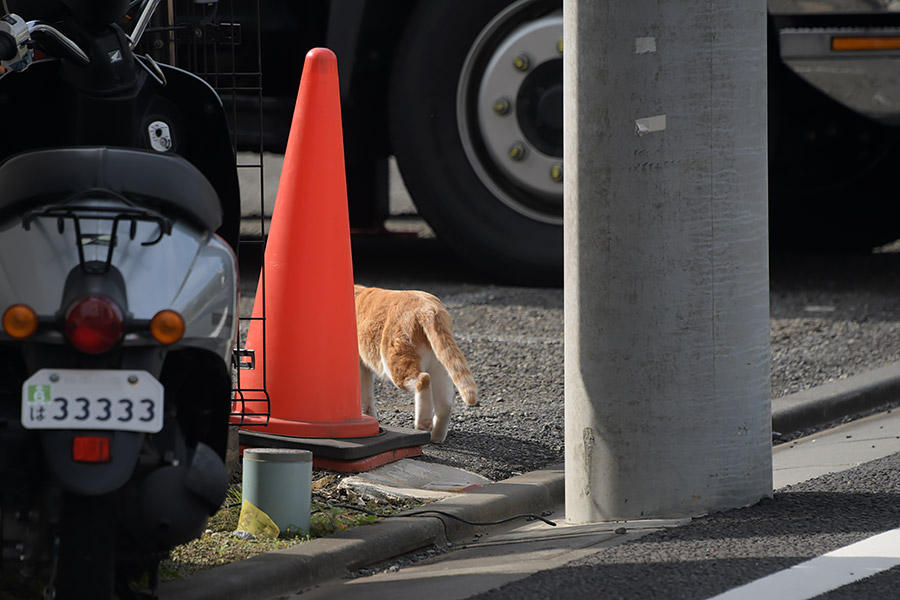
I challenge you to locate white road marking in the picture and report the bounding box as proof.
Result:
[707,528,900,600]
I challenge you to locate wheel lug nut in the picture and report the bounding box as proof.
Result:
[508,142,527,161]
[493,97,512,115]
[550,163,563,182]
[513,53,531,72]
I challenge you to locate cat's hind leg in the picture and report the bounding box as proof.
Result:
[429,366,454,443]
[410,373,433,433]
[359,360,377,419]
[386,345,433,432]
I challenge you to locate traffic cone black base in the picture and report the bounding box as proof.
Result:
[238,425,432,473]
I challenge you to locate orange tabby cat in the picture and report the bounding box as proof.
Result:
[354,284,478,443]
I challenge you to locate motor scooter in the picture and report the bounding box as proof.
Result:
[0,1,240,597]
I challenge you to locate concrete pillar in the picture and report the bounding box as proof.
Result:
[564,0,771,522]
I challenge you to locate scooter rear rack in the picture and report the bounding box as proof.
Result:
[23,203,173,274]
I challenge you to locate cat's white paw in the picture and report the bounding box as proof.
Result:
[430,418,449,443]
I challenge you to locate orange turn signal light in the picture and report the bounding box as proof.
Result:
[832,36,900,52]
[3,304,38,339]
[150,309,185,345]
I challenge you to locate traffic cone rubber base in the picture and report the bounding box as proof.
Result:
[237,425,431,473]
[235,412,380,439]
[313,448,426,473]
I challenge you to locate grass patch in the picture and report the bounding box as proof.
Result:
[161,478,426,581]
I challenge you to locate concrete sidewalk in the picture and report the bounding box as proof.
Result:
[158,362,900,600]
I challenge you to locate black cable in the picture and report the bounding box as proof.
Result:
[231,499,558,529]
[229,499,557,533]
[329,503,557,527]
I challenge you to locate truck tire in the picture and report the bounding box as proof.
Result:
[389,0,563,286]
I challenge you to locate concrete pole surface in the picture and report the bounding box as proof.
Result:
[563,0,771,523]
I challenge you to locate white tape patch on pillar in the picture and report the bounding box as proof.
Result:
[635,36,657,54]
[707,528,900,600]
[635,114,666,136]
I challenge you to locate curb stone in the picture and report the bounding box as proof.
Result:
[159,362,900,600]
[771,362,900,436]
[157,466,565,600]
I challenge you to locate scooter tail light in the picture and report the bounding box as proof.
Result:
[64,295,125,354]
[72,435,111,463]
[2,304,38,339]
[150,309,185,345]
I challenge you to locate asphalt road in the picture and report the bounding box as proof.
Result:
[268,406,900,600]
[468,449,900,600]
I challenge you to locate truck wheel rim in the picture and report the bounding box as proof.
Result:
[457,0,563,225]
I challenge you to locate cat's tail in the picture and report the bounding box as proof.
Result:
[423,310,478,406]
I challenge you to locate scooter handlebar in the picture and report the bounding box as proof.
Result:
[29,23,90,66]
[0,14,90,70]
[0,0,160,71]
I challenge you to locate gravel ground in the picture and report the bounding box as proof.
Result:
[239,235,900,484]
[768,246,900,396]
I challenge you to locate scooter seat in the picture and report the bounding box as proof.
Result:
[0,147,223,232]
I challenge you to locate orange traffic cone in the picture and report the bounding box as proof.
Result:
[234,47,379,439]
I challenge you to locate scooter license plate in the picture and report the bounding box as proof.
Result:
[21,369,164,433]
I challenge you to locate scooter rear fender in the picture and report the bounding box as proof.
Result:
[39,429,142,495]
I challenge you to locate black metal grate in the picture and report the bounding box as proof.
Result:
[141,0,270,424]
